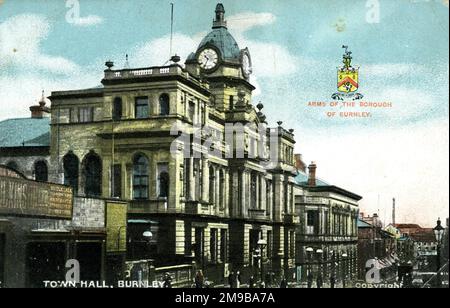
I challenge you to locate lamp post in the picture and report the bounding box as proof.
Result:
[342,253,348,288]
[306,247,314,288]
[257,239,267,284]
[316,249,324,288]
[433,218,445,288]
[143,230,153,260]
[330,250,336,289]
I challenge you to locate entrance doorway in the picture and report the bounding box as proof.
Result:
[26,242,66,288]
[77,242,103,281]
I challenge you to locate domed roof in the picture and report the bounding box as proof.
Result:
[197,28,240,62]
[187,4,241,63]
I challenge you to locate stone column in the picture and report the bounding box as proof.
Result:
[240,170,246,218]
[188,157,195,200]
[261,177,267,212]
[202,158,209,203]
[255,174,260,210]
[224,170,230,216]
[215,168,220,212]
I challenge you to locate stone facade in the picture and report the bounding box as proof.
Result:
[43,4,300,283]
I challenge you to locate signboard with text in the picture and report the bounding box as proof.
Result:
[0,175,73,219]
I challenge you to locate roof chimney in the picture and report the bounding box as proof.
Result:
[30,91,50,119]
[308,162,317,187]
[294,154,307,172]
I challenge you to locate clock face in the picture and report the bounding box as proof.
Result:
[242,53,252,77]
[198,48,219,70]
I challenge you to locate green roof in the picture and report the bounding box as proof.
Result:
[0,117,50,148]
[188,27,241,62]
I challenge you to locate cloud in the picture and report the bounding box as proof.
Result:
[298,118,449,227]
[0,14,79,74]
[227,12,277,33]
[0,14,99,120]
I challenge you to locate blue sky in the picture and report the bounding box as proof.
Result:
[0,0,449,226]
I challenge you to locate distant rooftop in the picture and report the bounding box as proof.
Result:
[0,117,50,148]
[294,170,330,187]
[358,219,373,228]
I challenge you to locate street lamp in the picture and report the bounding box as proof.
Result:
[342,253,348,288]
[433,218,445,288]
[306,247,314,288]
[143,230,153,260]
[316,249,324,288]
[257,239,267,284]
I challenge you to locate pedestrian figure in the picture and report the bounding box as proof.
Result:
[163,272,172,288]
[195,270,204,288]
[307,272,314,289]
[249,276,255,288]
[228,271,235,288]
[265,272,271,288]
[236,271,242,288]
[280,276,288,288]
[330,275,336,289]
[317,275,323,289]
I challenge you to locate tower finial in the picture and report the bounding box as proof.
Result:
[213,3,227,29]
[39,90,46,106]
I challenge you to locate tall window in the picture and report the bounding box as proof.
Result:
[133,154,149,199]
[83,152,102,197]
[307,210,319,235]
[188,102,195,123]
[113,97,123,121]
[210,229,218,263]
[250,172,257,208]
[34,161,48,182]
[159,94,170,116]
[112,164,122,198]
[157,163,169,198]
[63,152,79,194]
[220,229,227,263]
[79,107,93,123]
[135,97,149,119]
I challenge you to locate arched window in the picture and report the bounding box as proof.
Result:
[63,152,79,193]
[159,171,169,198]
[6,161,19,172]
[133,154,149,200]
[159,94,170,116]
[34,161,48,182]
[83,152,102,197]
[113,97,122,121]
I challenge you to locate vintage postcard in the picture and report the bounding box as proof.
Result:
[0,0,448,294]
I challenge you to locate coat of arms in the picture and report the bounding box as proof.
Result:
[332,46,364,101]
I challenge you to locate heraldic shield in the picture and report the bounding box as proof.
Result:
[332,46,364,101]
[338,69,359,93]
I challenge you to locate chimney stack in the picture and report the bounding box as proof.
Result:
[294,154,307,172]
[308,162,317,187]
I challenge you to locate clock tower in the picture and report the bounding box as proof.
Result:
[185,3,255,113]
